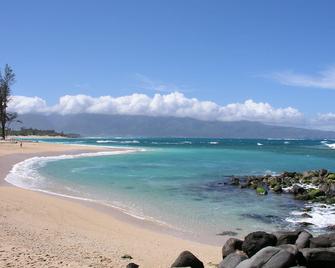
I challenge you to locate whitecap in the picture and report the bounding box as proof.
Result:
[96,140,140,144]
[286,204,335,229]
[257,143,263,146]
[325,143,335,149]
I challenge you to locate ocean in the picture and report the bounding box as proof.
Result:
[5,138,335,244]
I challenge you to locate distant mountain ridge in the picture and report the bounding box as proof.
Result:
[14,113,335,139]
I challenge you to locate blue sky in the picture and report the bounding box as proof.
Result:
[1,0,335,128]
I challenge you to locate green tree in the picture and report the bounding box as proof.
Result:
[0,64,16,139]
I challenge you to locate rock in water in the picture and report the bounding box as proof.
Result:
[256,186,268,195]
[273,231,300,245]
[222,238,243,259]
[219,253,248,268]
[236,246,295,268]
[295,231,312,249]
[126,263,139,268]
[309,232,335,248]
[171,251,204,268]
[300,247,335,268]
[242,231,277,257]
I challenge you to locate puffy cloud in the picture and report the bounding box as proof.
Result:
[316,113,335,122]
[8,92,303,124]
[272,66,335,89]
[8,96,48,114]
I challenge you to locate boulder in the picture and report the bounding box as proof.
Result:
[218,253,248,268]
[300,247,335,268]
[171,251,204,268]
[230,178,240,186]
[242,231,277,257]
[273,231,300,245]
[295,231,312,249]
[279,244,305,265]
[272,185,283,193]
[310,233,335,248]
[256,186,268,195]
[292,185,306,195]
[278,244,298,256]
[222,238,243,259]
[126,263,139,268]
[319,169,328,177]
[236,246,295,268]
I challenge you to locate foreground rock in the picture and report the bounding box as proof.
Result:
[242,231,277,257]
[126,263,139,268]
[309,232,335,248]
[300,247,335,268]
[295,231,312,249]
[236,246,295,268]
[219,252,248,268]
[171,251,204,268]
[222,238,243,259]
[273,231,300,245]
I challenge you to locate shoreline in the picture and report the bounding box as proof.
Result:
[0,142,220,267]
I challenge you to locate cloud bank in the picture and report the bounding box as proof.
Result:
[272,67,335,89]
[9,92,303,124]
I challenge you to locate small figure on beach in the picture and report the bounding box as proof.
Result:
[20,141,22,148]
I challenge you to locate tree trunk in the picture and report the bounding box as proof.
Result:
[1,120,5,140]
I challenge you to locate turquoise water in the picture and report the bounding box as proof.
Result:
[7,138,335,242]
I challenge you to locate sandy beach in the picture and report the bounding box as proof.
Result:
[0,141,220,267]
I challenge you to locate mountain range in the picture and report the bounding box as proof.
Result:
[11,113,335,139]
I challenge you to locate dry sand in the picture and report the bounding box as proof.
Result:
[0,141,220,267]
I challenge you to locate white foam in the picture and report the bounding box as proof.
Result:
[96,140,140,144]
[257,143,263,146]
[325,143,335,149]
[286,204,335,229]
[209,141,219,145]
[5,150,138,190]
[4,149,175,229]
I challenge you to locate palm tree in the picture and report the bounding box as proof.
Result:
[0,64,16,139]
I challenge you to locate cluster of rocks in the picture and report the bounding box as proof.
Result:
[170,230,335,268]
[229,169,335,204]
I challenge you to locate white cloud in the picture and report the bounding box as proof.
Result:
[8,96,48,114]
[8,92,303,124]
[272,66,335,89]
[317,113,335,122]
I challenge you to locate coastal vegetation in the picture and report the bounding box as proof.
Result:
[0,64,19,139]
[8,127,80,138]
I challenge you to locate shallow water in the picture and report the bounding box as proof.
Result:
[6,138,335,241]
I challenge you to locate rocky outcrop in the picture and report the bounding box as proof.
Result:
[309,232,335,248]
[222,238,243,259]
[236,246,295,268]
[228,169,335,204]
[295,231,312,249]
[300,247,335,268]
[273,231,300,245]
[171,251,204,268]
[219,252,248,268]
[242,231,277,257]
[167,228,335,268]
